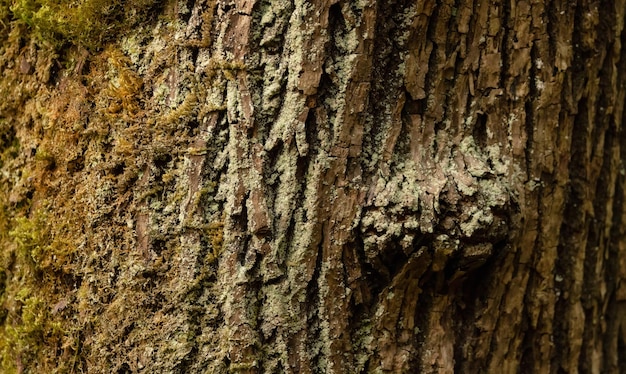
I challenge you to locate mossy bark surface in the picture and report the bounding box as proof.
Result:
[1,0,626,372]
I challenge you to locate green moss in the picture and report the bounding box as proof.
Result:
[4,0,160,49]
[0,208,79,373]
[10,214,47,269]
[0,287,78,374]
[0,120,18,170]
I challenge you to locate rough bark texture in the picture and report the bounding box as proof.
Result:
[0,0,625,373]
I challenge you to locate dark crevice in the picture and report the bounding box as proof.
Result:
[525,43,538,177]
[403,95,426,116]
[578,225,597,374]
[317,71,336,146]
[519,201,544,369]
[412,282,434,370]
[571,3,591,100]
[391,107,411,161]
[605,161,624,373]
[67,154,84,173]
[553,202,576,374]
[437,62,461,144]
[275,212,296,280]
[150,238,166,256]
[473,112,488,149]
[620,19,626,97]
[353,232,383,305]
[304,97,320,158]
[220,3,234,14]
[188,45,200,67]
[174,346,199,374]
[581,73,616,374]
[325,0,348,144]
[328,2,344,32]
[579,10,617,370]
[446,0,460,57]
[236,194,250,265]
[186,119,200,137]
[423,9,441,115]
[499,0,510,90]
[117,363,131,374]
[180,0,196,23]
[47,59,63,88]
[264,140,283,187]
[122,322,135,338]
[362,0,410,177]
[620,332,626,374]
[306,229,324,372]
[451,254,496,372]
[339,243,355,313]
[544,0,558,69]
[0,122,16,150]
[153,153,172,170]
[609,28,626,356]
[111,162,126,176]
[519,314,534,373]
[380,244,410,282]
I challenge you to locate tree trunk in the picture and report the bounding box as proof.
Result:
[1,0,625,372]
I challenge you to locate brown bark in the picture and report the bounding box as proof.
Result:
[0,0,625,373]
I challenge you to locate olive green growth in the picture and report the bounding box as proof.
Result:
[0,210,79,374]
[10,214,46,268]
[4,0,159,49]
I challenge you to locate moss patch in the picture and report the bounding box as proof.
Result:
[0,2,164,371]
[4,0,160,49]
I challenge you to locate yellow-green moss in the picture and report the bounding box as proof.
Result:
[0,207,79,374]
[5,0,159,49]
[10,214,46,268]
[0,287,79,374]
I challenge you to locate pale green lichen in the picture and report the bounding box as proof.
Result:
[460,206,494,236]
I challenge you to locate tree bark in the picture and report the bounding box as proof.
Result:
[0,0,625,372]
